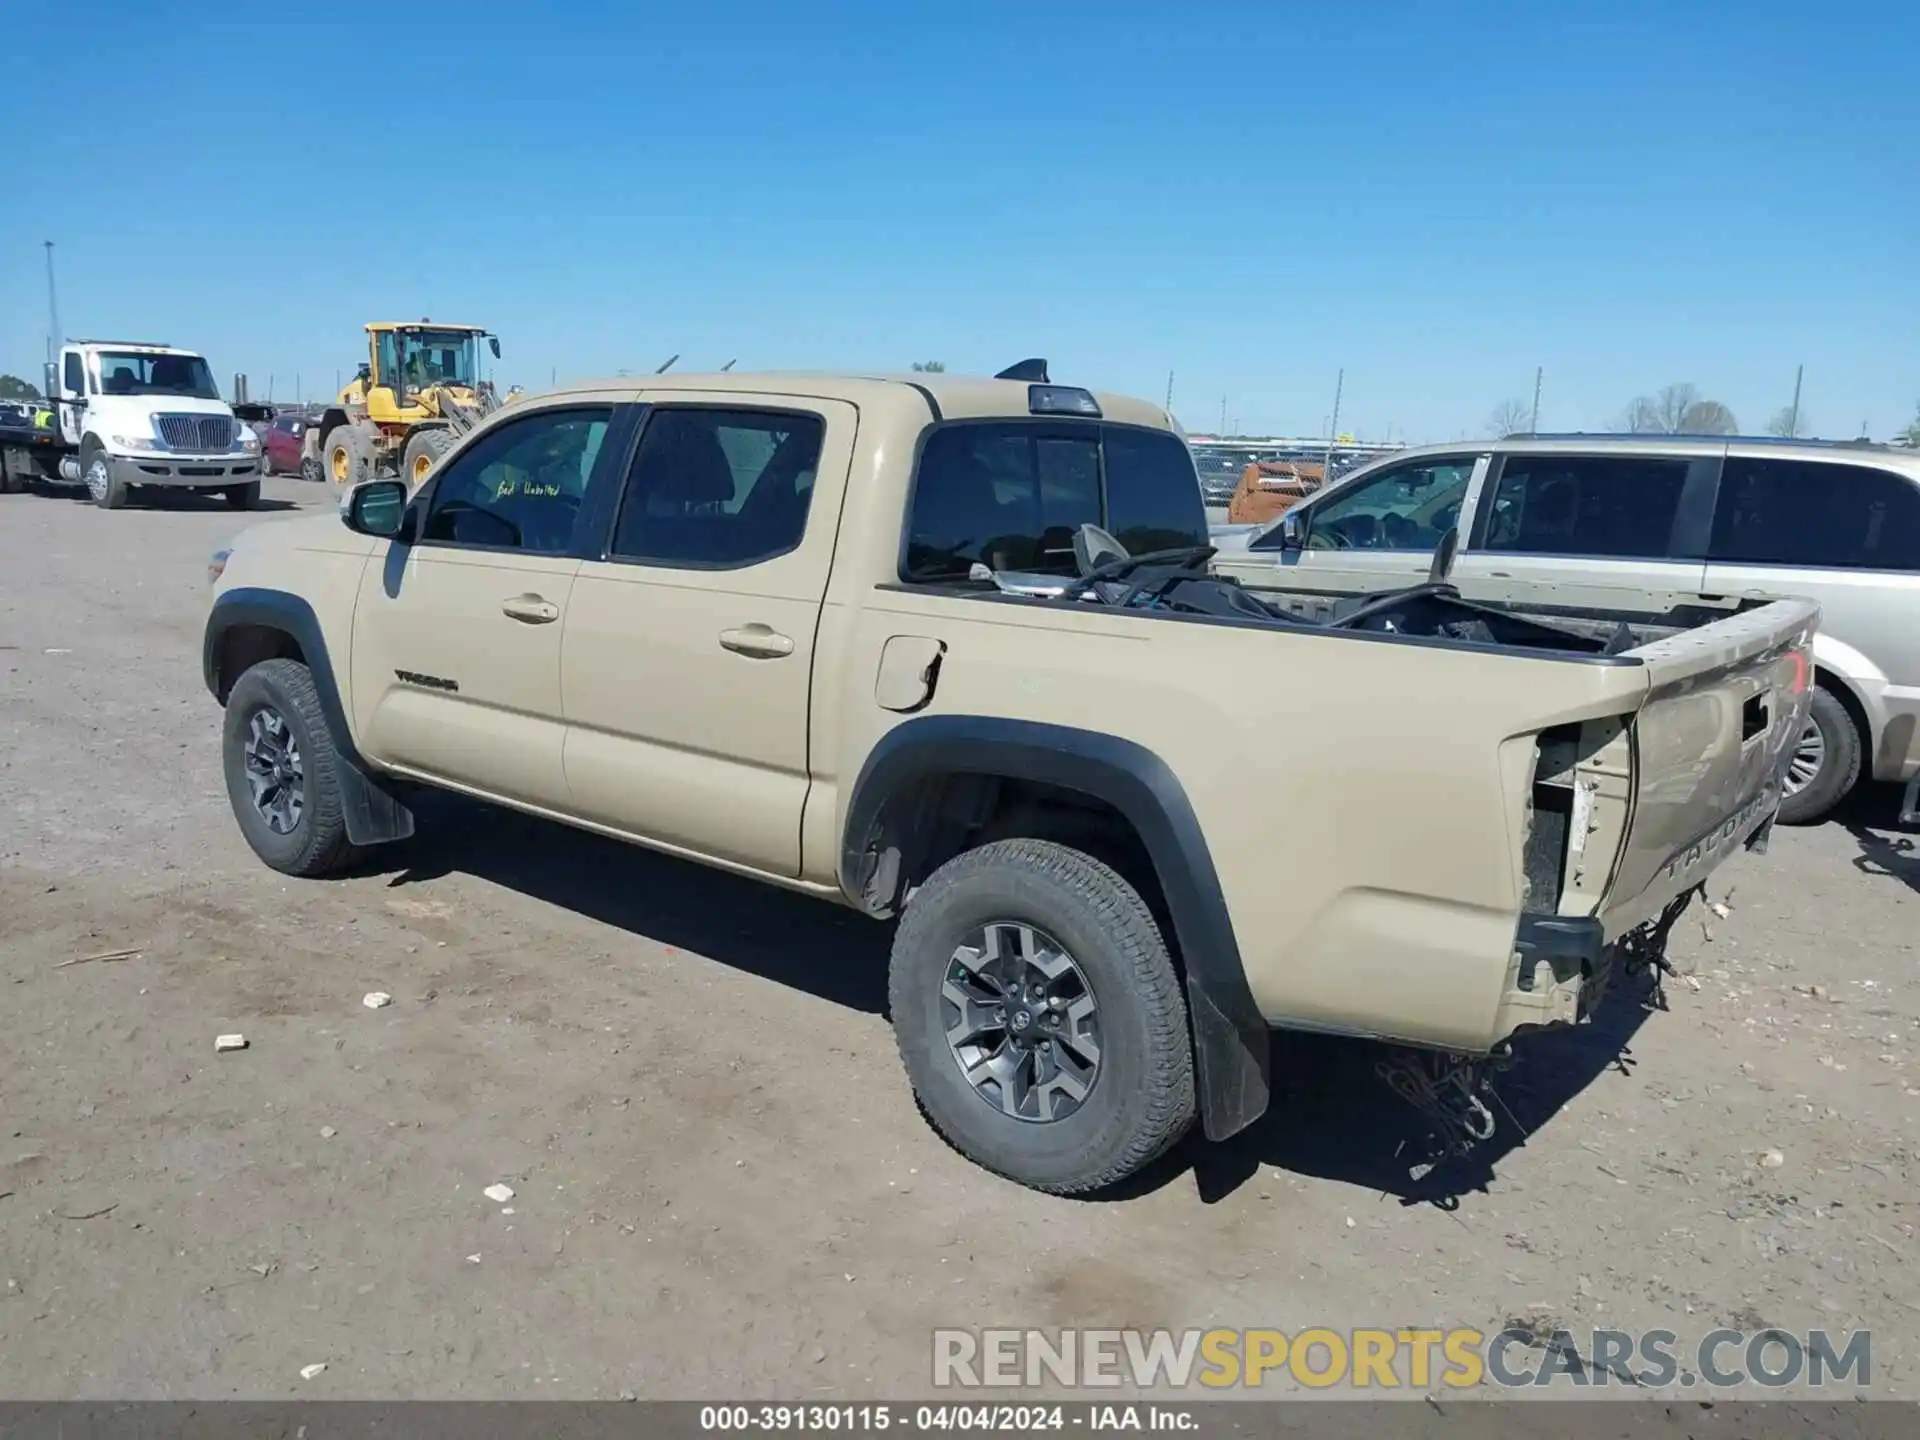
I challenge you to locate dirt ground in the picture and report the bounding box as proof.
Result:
[2,474,1916,1401]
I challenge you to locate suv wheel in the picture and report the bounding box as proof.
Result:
[1777,686,1863,825]
[222,658,364,877]
[889,838,1196,1194]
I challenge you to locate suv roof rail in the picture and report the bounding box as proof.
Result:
[1505,431,1898,452]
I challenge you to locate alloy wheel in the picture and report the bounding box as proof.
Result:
[941,922,1101,1123]
[242,705,305,835]
[1783,721,1825,797]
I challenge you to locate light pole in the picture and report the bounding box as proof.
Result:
[44,240,61,364]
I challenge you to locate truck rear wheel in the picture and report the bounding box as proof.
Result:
[889,838,1196,1194]
[221,658,364,878]
[402,427,455,486]
[82,439,127,510]
[1777,687,1862,825]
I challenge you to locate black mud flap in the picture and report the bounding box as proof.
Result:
[338,756,415,846]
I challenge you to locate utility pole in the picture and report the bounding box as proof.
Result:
[1530,366,1543,432]
[1323,368,1344,478]
[1219,395,1227,435]
[44,241,60,363]
[296,372,302,406]
[1788,364,1804,437]
[1164,370,1174,413]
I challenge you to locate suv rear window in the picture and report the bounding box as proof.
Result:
[903,422,1205,581]
[1710,458,1920,571]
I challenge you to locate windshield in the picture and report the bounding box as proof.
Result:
[396,329,480,390]
[94,352,219,400]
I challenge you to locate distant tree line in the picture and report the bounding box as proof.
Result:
[0,374,42,401]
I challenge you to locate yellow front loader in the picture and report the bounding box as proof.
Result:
[303,321,514,489]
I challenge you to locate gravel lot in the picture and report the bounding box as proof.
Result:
[2,474,1917,1400]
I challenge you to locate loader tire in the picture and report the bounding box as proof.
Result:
[325,424,374,491]
[401,427,456,487]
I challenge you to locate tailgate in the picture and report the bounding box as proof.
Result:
[1601,598,1819,936]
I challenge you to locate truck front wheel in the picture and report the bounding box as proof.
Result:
[889,838,1197,1194]
[221,658,364,878]
[82,439,127,510]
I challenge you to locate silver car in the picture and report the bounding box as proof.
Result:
[1213,434,1920,824]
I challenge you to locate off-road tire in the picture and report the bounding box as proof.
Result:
[1778,686,1863,825]
[325,424,374,490]
[401,427,455,487]
[889,838,1196,1194]
[225,480,262,510]
[222,658,365,878]
[83,438,127,510]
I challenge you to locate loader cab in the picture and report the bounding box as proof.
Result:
[363,322,499,419]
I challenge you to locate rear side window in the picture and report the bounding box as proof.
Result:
[1710,458,1920,571]
[611,407,824,568]
[1480,455,1688,559]
[903,423,1206,581]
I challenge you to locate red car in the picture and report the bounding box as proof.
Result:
[261,414,311,477]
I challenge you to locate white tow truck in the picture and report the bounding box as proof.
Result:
[0,340,268,509]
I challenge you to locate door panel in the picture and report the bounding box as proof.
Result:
[561,395,857,875]
[350,547,580,806]
[346,402,617,808]
[1451,452,1711,601]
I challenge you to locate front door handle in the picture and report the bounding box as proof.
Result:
[501,593,560,625]
[719,624,795,659]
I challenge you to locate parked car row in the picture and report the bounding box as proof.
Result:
[1212,433,1920,824]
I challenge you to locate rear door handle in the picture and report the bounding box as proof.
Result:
[501,593,560,624]
[719,624,795,659]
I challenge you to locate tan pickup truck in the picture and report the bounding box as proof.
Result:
[203,364,1817,1194]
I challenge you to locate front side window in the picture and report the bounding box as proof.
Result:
[93,351,220,400]
[1710,458,1920,571]
[611,407,825,568]
[420,406,611,554]
[1479,455,1688,559]
[1290,458,1473,552]
[903,422,1206,581]
[63,353,84,394]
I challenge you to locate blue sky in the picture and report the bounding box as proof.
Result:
[4,0,1914,441]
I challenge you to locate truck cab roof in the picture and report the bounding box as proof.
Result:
[539,369,1177,429]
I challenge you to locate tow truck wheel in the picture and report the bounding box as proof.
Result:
[402,427,455,486]
[889,838,1197,1195]
[82,439,127,510]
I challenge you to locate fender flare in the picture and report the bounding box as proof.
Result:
[841,715,1270,1141]
[204,587,413,845]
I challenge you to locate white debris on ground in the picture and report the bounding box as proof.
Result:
[362,992,392,1009]
[214,1034,247,1052]
[483,1183,515,1204]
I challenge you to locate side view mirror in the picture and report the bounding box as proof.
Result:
[487,336,502,359]
[341,479,409,539]
[1279,509,1308,551]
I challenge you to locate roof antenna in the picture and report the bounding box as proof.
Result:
[720,358,737,372]
[655,353,679,374]
[994,358,1050,383]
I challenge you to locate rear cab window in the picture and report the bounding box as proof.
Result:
[902,422,1206,581]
